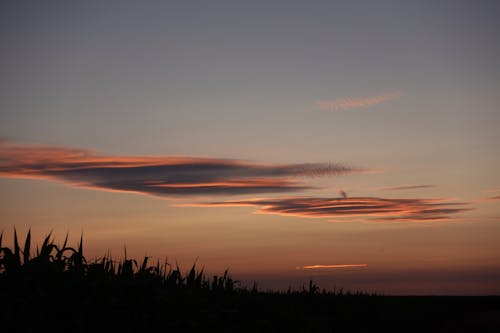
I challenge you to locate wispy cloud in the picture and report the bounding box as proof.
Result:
[200,196,470,222]
[0,141,355,197]
[301,264,368,270]
[482,189,500,201]
[315,91,402,111]
[376,184,435,191]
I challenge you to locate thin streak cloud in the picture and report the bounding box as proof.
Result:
[315,92,402,111]
[0,141,355,197]
[201,196,470,222]
[301,264,368,270]
[377,184,435,191]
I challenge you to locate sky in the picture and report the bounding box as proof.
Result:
[1,0,499,295]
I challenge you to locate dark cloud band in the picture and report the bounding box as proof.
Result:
[0,141,354,197]
[201,196,470,222]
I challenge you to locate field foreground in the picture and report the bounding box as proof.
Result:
[2,287,499,332]
[1,231,499,332]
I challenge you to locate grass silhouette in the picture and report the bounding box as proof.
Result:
[1,229,499,332]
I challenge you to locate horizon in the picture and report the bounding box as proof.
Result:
[1,0,499,295]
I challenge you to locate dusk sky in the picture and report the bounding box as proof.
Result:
[1,1,499,295]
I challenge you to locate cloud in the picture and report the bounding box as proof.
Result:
[315,91,402,111]
[200,196,470,222]
[301,264,368,270]
[377,184,435,191]
[0,141,355,197]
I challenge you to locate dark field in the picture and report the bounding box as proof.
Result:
[1,231,499,332]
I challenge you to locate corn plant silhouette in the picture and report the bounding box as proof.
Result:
[0,229,384,333]
[0,228,239,294]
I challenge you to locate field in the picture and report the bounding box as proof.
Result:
[1,231,499,332]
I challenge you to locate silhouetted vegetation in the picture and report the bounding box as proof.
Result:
[1,230,499,332]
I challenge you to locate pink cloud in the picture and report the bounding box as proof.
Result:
[315,92,402,111]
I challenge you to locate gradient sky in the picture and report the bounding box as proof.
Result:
[1,0,500,295]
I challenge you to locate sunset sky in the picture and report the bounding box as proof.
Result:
[1,1,499,295]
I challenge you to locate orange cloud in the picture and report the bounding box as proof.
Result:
[301,264,368,269]
[201,196,470,222]
[315,91,402,111]
[0,141,355,197]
